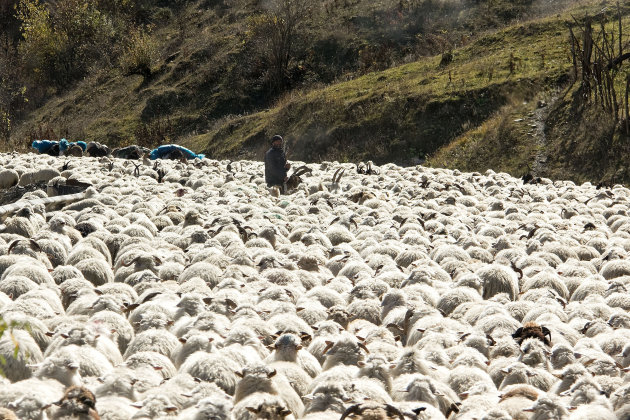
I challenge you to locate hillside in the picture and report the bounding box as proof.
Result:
[3,0,630,183]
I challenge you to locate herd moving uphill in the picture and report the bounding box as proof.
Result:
[1,153,630,419]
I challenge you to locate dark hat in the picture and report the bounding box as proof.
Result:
[271,134,283,144]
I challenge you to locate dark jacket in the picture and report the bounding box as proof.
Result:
[264,147,288,186]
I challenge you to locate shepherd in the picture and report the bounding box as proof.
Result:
[264,134,291,191]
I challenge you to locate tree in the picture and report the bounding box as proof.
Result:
[246,0,314,92]
[16,0,115,87]
[0,33,28,143]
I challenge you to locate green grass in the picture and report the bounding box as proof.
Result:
[180,9,574,164]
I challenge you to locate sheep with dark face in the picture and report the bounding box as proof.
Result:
[51,385,99,419]
[512,322,552,346]
[339,402,405,420]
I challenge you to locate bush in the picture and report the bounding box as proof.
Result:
[119,26,159,77]
[0,317,22,377]
[17,0,115,87]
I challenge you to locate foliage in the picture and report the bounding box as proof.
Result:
[119,26,159,77]
[244,0,316,93]
[16,0,116,88]
[0,33,28,143]
[0,317,22,378]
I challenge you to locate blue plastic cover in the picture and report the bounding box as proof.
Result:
[33,139,88,153]
[149,144,205,160]
[32,140,58,153]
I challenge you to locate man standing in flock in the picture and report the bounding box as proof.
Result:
[264,134,291,192]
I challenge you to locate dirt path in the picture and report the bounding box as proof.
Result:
[526,95,557,177]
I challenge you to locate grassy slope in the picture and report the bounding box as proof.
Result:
[180,13,572,164]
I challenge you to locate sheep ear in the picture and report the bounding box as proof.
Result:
[131,402,143,408]
[303,394,314,402]
[389,363,397,369]
[165,406,177,413]
[522,407,535,413]
[501,367,511,374]
[97,377,105,383]
[179,338,187,344]
[61,333,69,339]
[124,303,140,312]
[202,297,213,305]
[357,361,366,367]
[573,352,582,359]
[246,407,259,414]
[268,369,277,378]
[94,289,103,295]
[433,390,444,396]
[235,370,244,378]
[181,393,193,398]
[279,408,292,417]
[296,345,302,350]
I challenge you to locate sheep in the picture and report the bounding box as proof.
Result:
[498,361,556,391]
[0,169,19,189]
[520,396,570,420]
[0,329,44,382]
[475,265,519,300]
[321,332,370,370]
[31,355,82,388]
[178,351,241,395]
[512,322,552,346]
[393,374,461,417]
[123,328,180,360]
[48,344,114,378]
[264,333,321,378]
[176,396,233,420]
[232,393,295,420]
[233,364,304,417]
[51,385,99,419]
[129,394,179,418]
[339,402,406,420]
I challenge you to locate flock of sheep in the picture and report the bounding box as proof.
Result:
[0,152,629,419]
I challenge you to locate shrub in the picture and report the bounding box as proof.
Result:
[119,26,159,77]
[16,0,115,87]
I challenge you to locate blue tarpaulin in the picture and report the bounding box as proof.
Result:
[32,140,58,153]
[32,139,87,154]
[149,144,204,160]
[59,139,87,152]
